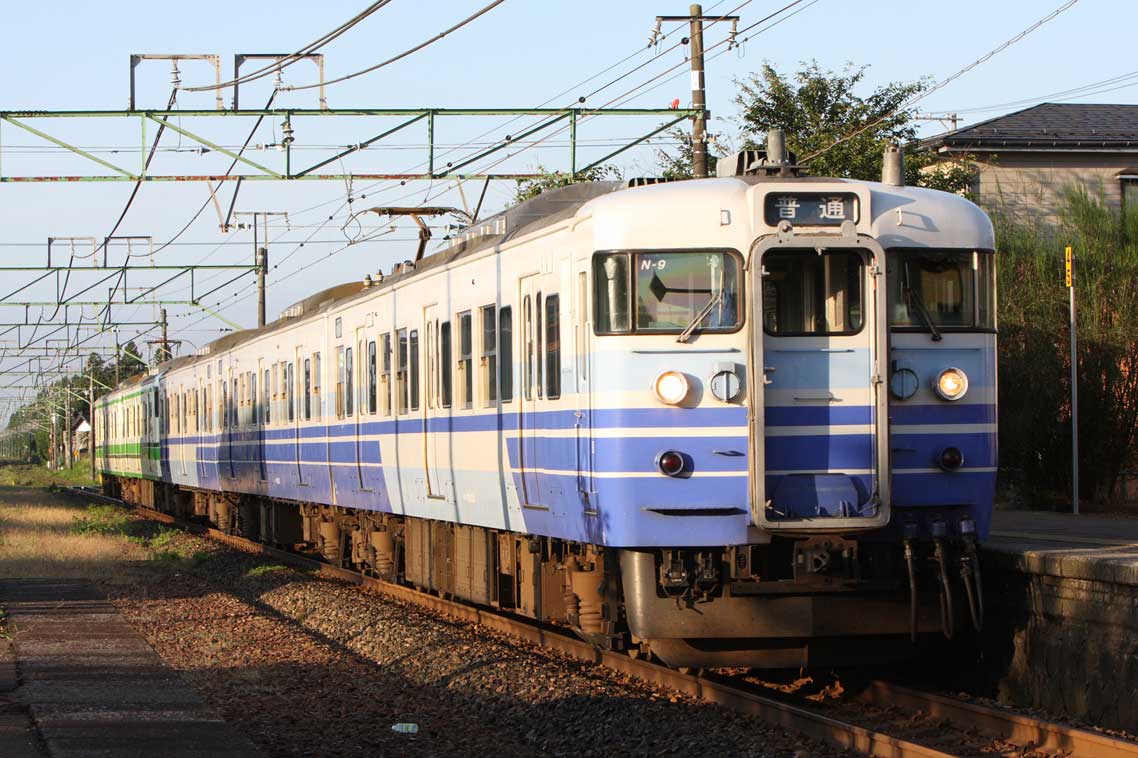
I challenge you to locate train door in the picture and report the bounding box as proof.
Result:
[422,304,447,499]
[518,274,543,505]
[292,348,305,486]
[352,327,366,490]
[751,238,890,533]
[256,360,267,482]
[572,266,595,509]
[178,385,188,477]
[223,368,236,480]
[197,377,208,481]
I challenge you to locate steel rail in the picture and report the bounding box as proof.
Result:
[856,680,1138,758]
[63,486,1135,758]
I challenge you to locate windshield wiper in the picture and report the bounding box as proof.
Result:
[903,262,942,342]
[677,289,724,343]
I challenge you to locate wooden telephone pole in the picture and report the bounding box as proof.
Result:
[655,5,737,177]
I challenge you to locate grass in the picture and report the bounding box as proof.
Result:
[0,461,97,488]
[245,564,288,577]
[0,494,149,581]
[0,467,286,587]
[70,504,132,536]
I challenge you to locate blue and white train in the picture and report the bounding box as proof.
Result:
[97,140,996,668]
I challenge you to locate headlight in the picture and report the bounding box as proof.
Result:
[934,368,969,401]
[653,371,690,405]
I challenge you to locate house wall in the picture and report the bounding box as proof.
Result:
[965,151,1134,225]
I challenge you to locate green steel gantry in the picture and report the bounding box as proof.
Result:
[0,107,699,182]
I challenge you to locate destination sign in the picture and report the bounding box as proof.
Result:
[763,192,859,226]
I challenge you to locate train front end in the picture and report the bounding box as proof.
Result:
[605,150,996,668]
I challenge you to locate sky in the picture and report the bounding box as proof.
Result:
[0,0,1134,416]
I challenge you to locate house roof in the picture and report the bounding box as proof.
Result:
[921,103,1138,152]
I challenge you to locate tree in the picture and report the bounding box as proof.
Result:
[513,164,622,205]
[724,61,970,193]
[117,340,147,379]
[656,128,721,180]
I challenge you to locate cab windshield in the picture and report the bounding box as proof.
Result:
[887,249,995,331]
[593,250,741,334]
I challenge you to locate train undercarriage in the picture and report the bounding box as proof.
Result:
[104,474,977,670]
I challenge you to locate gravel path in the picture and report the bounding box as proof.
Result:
[107,528,843,758]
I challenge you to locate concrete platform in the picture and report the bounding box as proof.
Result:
[988,509,1138,585]
[981,510,1138,733]
[0,579,261,758]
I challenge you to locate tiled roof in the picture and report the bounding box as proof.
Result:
[921,103,1138,151]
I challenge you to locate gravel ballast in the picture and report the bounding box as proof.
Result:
[108,528,839,758]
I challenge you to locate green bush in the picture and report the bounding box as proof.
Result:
[70,504,131,536]
[996,187,1138,505]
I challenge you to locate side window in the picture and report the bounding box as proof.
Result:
[345,346,354,417]
[545,294,561,400]
[312,353,322,420]
[458,311,472,409]
[499,306,513,403]
[264,369,271,424]
[367,340,377,415]
[219,385,227,429]
[536,293,544,399]
[440,322,452,408]
[577,271,588,382]
[232,378,238,427]
[409,330,419,412]
[304,358,313,421]
[250,373,258,425]
[382,334,393,416]
[336,347,345,418]
[523,296,533,401]
[397,329,408,415]
[287,363,295,422]
[481,304,497,405]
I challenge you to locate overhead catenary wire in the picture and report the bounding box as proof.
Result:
[180,0,397,92]
[253,0,739,225]
[801,0,1082,163]
[157,0,759,332]
[284,0,509,91]
[927,68,1138,117]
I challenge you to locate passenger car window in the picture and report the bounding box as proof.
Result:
[594,251,741,334]
[763,251,864,336]
[887,249,996,331]
[544,294,561,399]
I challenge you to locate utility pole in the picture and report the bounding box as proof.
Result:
[148,310,181,364]
[235,211,288,328]
[88,373,96,483]
[689,4,708,178]
[656,6,736,178]
[1066,245,1079,514]
[64,388,72,470]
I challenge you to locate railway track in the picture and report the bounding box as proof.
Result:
[64,485,1138,758]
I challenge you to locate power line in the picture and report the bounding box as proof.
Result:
[285,0,509,91]
[928,68,1138,117]
[181,0,397,92]
[802,0,1082,163]
[154,2,748,330]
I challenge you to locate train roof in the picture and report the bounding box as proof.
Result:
[150,174,990,378]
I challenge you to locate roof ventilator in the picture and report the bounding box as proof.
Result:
[715,129,803,178]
